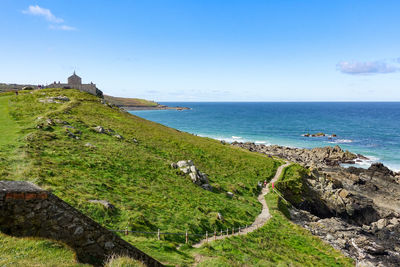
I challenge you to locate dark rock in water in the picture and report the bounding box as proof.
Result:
[357,153,369,160]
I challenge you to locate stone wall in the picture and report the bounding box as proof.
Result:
[0,181,163,267]
[46,83,103,98]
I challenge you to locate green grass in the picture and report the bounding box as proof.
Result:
[0,89,353,266]
[193,176,354,266]
[105,255,146,267]
[0,232,88,267]
[274,164,311,205]
[1,89,280,265]
[0,94,21,146]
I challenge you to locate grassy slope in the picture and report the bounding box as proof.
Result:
[1,89,280,265]
[0,89,352,266]
[193,167,354,267]
[0,94,86,267]
[0,232,89,267]
[103,95,159,107]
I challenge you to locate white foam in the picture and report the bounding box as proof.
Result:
[232,136,242,139]
[327,139,353,144]
[342,154,380,169]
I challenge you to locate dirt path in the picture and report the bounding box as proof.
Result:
[192,162,290,248]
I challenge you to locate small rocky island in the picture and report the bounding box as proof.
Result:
[232,142,400,266]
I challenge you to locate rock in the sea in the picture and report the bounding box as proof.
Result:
[368,163,394,177]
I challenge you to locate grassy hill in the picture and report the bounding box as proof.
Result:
[0,89,352,266]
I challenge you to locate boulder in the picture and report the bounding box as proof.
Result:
[376,219,388,230]
[177,160,189,168]
[227,192,234,198]
[88,200,115,211]
[113,134,124,140]
[180,167,191,174]
[54,96,70,102]
[339,189,350,199]
[190,166,197,173]
[173,160,211,190]
[65,129,79,140]
[189,172,198,183]
[54,119,69,125]
[389,217,399,226]
[93,126,105,133]
[201,184,213,191]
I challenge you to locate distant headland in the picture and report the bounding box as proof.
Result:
[103,95,190,111]
[0,72,189,111]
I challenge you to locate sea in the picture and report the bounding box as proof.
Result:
[129,102,400,172]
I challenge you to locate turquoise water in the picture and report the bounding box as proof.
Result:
[130,102,400,171]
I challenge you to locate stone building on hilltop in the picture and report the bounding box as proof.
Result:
[46,72,103,98]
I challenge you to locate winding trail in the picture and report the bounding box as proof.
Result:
[193,162,290,248]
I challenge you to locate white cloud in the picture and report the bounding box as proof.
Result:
[22,5,63,23]
[22,5,77,31]
[337,60,398,75]
[49,25,77,31]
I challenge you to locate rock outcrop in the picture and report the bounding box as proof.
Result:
[38,96,70,104]
[171,160,212,191]
[234,142,400,266]
[232,142,358,168]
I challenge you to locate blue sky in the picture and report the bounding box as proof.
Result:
[1,0,399,101]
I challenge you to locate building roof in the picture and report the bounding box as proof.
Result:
[68,71,81,79]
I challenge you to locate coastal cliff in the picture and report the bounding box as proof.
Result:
[233,142,400,266]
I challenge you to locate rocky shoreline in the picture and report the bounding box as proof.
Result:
[232,142,400,266]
